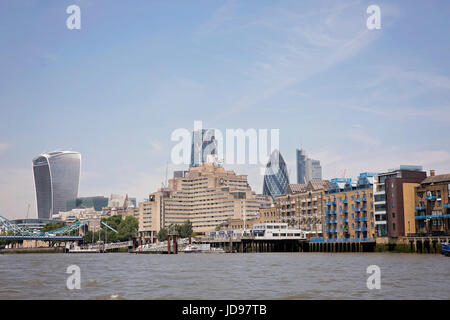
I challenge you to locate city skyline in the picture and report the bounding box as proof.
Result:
[2,1,450,219]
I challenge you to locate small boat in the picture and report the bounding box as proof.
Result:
[183,244,201,253]
[441,242,450,257]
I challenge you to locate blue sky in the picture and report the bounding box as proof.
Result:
[1,0,450,219]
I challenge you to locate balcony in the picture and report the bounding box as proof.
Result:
[342,199,348,204]
[361,207,367,212]
[361,196,367,202]
[425,195,436,201]
[342,209,348,214]
[354,207,361,213]
[343,218,349,223]
[443,204,450,209]
[414,206,426,210]
[360,217,368,222]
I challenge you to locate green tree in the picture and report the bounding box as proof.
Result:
[117,216,138,241]
[215,225,221,231]
[41,221,66,233]
[177,220,194,238]
[157,228,168,242]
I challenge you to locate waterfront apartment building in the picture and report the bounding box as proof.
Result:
[373,166,427,238]
[296,148,322,184]
[33,151,81,219]
[137,163,272,242]
[276,180,330,238]
[414,171,450,236]
[322,173,377,242]
[258,206,280,224]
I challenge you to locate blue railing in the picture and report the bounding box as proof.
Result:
[310,238,375,243]
[415,214,450,219]
[425,196,436,200]
[443,204,450,209]
[414,206,426,210]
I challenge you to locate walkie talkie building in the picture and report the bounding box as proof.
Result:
[32,151,81,219]
[263,149,289,199]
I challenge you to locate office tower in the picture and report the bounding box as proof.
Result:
[296,148,322,184]
[263,149,290,199]
[296,149,307,184]
[66,196,109,212]
[190,128,217,168]
[33,151,81,219]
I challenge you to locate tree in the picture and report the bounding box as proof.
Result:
[215,225,221,231]
[41,221,66,233]
[177,220,193,238]
[157,228,168,242]
[117,216,138,241]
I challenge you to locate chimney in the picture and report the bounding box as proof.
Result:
[430,170,435,177]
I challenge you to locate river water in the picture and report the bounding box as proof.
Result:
[0,252,448,299]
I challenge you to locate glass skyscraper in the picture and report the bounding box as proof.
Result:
[32,151,81,219]
[263,149,289,199]
[296,148,322,184]
[190,128,217,168]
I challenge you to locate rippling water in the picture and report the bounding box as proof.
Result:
[0,253,448,299]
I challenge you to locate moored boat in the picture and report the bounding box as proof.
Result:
[183,244,202,253]
[441,242,450,256]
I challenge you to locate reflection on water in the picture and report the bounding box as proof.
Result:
[0,253,448,300]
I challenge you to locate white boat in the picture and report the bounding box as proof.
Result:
[183,244,201,253]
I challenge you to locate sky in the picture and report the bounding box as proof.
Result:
[1,0,450,219]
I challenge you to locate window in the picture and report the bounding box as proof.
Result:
[393,223,396,231]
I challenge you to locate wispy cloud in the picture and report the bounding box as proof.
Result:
[203,1,387,123]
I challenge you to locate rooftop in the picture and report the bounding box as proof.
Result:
[421,173,450,185]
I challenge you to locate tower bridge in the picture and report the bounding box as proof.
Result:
[0,215,88,241]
